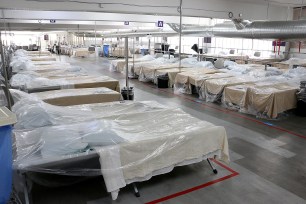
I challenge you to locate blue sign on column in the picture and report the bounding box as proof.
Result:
[157,21,164,27]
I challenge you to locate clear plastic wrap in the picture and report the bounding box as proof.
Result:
[30,87,122,106]
[11,74,120,93]
[109,55,156,72]
[137,59,180,82]
[10,72,39,88]
[10,57,35,73]
[174,69,224,95]
[12,98,229,200]
[204,76,257,102]
[273,58,306,70]
[222,76,301,119]
[246,83,299,119]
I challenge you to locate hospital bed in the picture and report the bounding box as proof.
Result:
[109,55,155,72]
[204,76,257,102]
[175,71,233,96]
[223,82,299,119]
[30,87,122,106]
[155,67,219,88]
[12,98,229,202]
[29,56,57,61]
[11,75,120,93]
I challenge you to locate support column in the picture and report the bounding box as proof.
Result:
[125,37,129,100]
[0,31,11,109]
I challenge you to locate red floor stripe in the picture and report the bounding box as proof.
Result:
[145,160,239,204]
[142,83,306,140]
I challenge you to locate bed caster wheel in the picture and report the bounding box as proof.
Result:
[134,192,140,197]
[213,169,218,174]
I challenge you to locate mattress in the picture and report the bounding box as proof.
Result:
[248,58,282,65]
[272,61,306,70]
[12,99,229,200]
[111,48,132,58]
[175,71,233,95]
[156,67,219,87]
[223,82,298,118]
[73,48,91,57]
[16,75,120,93]
[110,56,155,72]
[204,76,257,102]
[246,83,298,118]
[31,87,122,106]
[27,51,51,56]
[30,56,57,61]
[201,53,249,61]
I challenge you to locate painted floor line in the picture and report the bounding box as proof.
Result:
[145,160,239,204]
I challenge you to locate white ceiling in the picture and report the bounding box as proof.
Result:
[0,0,300,32]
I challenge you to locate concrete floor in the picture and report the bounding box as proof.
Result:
[30,55,306,204]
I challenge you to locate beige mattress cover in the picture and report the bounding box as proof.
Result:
[248,58,281,64]
[31,87,121,106]
[31,64,72,73]
[175,71,232,87]
[114,58,153,72]
[30,56,57,61]
[156,68,218,87]
[73,48,90,57]
[201,53,249,60]
[111,48,132,57]
[27,75,120,92]
[205,76,257,95]
[135,63,178,77]
[247,83,298,118]
[223,83,298,118]
[27,51,51,55]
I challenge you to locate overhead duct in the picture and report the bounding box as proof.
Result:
[168,20,306,40]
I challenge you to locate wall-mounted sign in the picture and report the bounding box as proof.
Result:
[50,19,56,23]
[157,21,164,27]
[204,37,212,43]
[44,34,49,41]
[124,21,129,25]
[272,41,286,46]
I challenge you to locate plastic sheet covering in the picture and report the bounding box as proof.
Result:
[246,83,299,119]
[174,72,232,96]
[10,57,35,73]
[11,74,120,93]
[222,76,301,119]
[31,87,122,106]
[247,67,283,78]
[12,98,229,200]
[132,57,179,78]
[109,55,155,72]
[204,76,257,102]
[29,56,57,61]
[283,67,306,79]
[0,125,13,204]
[155,67,218,88]
[273,58,306,70]
[11,96,168,129]
[10,72,39,88]
[224,60,237,68]
[138,58,215,83]
[222,80,279,111]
